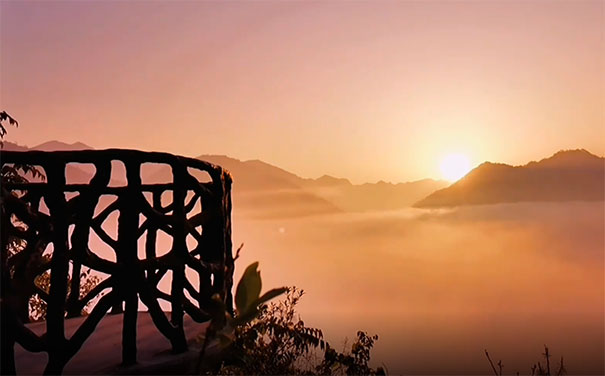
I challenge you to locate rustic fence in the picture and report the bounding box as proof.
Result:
[0,149,233,375]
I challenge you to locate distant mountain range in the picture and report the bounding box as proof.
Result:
[1,141,446,217]
[415,149,604,207]
[4,141,602,213]
[196,155,447,217]
[31,141,91,152]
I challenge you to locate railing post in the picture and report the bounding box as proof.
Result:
[169,163,188,353]
[43,161,69,375]
[118,159,142,365]
[66,160,111,318]
[222,172,234,314]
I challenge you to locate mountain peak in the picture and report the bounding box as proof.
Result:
[415,148,604,208]
[551,148,595,157]
[32,140,93,151]
[1,141,29,151]
[527,149,603,169]
[314,175,352,186]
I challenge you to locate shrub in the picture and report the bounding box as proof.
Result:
[197,262,384,375]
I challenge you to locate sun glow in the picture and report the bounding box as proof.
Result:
[440,153,471,181]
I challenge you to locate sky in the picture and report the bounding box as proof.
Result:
[1,1,603,183]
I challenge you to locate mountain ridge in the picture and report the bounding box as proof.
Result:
[32,140,93,151]
[4,141,601,211]
[415,149,604,208]
[197,153,447,213]
[1,141,444,215]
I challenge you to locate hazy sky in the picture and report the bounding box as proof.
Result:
[1,1,603,183]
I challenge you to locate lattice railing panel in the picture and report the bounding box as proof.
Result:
[0,149,233,375]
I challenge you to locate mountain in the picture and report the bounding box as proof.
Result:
[301,177,448,212]
[32,140,92,151]
[415,149,605,208]
[197,155,305,192]
[196,155,447,216]
[1,141,119,184]
[0,140,453,216]
[189,155,342,218]
[306,175,352,187]
[1,141,29,152]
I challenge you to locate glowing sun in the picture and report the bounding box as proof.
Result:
[440,153,471,181]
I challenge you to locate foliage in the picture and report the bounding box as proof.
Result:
[0,110,18,145]
[0,110,45,184]
[197,262,384,375]
[218,287,384,375]
[196,262,288,372]
[1,162,45,184]
[218,288,324,375]
[234,262,288,324]
[318,331,382,376]
[1,110,98,322]
[29,264,101,321]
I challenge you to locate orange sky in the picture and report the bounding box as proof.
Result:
[1,1,603,183]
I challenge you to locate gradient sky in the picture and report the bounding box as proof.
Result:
[1,1,603,183]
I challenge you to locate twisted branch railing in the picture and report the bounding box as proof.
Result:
[0,149,233,375]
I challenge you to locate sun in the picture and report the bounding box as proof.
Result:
[440,153,471,182]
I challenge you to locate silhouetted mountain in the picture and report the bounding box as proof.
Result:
[302,178,448,211]
[196,155,341,218]
[197,155,447,215]
[1,141,29,152]
[415,149,605,208]
[306,175,352,187]
[197,155,305,192]
[1,141,119,185]
[0,140,452,215]
[32,140,93,151]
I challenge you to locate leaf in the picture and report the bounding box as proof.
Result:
[231,287,286,327]
[230,306,260,327]
[235,262,262,315]
[254,287,287,307]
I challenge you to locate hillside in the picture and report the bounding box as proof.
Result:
[198,155,446,215]
[191,155,341,218]
[415,149,605,208]
[32,140,92,151]
[2,141,97,183]
[301,177,448,212]
[3,142,441,217]
[1,141,29,152]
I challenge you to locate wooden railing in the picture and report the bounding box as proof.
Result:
[0,149,233,375]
